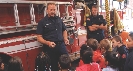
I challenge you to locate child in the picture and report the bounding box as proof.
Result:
[35,51,51,71]
[99,39,112,67]
[102,51,119,71]
[112,35,128,71]
[59,54,71,71]
[124,32,133,71]
[76,45,100,71]
[79,44,90,66]
[0,57,8,71]
[99,39,112,54]
[0,57,4,71]
[127,32,133,49]
[8,56,23,71]
[87,38,106,68]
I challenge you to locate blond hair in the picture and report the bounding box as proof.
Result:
[92,5,98,9]
[100,39,112,51]
[47,3,56,9]
[87,38,99,51]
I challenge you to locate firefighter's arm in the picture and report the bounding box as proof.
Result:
[37,35,56,48]
[37,35,49,45]
[92,24,107,31]
[95,16,107,31]
[86,18,98,31]
[36,20,56,47]
[63,30,69,45]
[99,24,107,30]
[88,26,98,31]
[100,18,107,31]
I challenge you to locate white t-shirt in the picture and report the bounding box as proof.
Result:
[102,66,119,71]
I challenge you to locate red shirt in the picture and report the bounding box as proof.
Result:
[79,50,106,68]
[76,63,100,71]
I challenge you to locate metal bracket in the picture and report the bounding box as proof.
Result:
[0,35,37,45]
[14,4,20,27]
[0,1,72,5]
[30,4,36,25]
[56,4,60,17]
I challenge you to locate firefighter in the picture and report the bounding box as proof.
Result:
[36,3,69,71]
[0,57,8,71]
[86,5,107,42]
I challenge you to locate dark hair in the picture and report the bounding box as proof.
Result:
[80,44,90,57]
[92,5,98,9]
[82,47,93,64]
[87,38,99,51]
[112,35,122,43]
[47,3,56,10]
[105,51,119,69]
[129,32,133,40]
[0,57,3,66]
[8,56,23,71]
[59,54,71,69]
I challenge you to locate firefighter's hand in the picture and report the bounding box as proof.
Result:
[92,24,99,28]
[64,39,69,45]
[47,41,56,48]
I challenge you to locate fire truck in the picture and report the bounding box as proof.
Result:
[0,1,86,71]
[0,0,125,71]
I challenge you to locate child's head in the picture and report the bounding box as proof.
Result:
[80,44,90,58]
[87,38,99,51]
[112,35,122,48]
[8,56,23,71]
[100,39,112,54]
[82,47,93,64]
[0,57,4,71]
[105,51,119,69]
[128,32,133,42]
[59,54,71,70]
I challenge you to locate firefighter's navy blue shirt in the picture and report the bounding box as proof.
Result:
[36,15,66,42]
[86,15,107,42]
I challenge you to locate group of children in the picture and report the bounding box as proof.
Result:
[0,33,133,71]
[58,32,133,71]
[0,56,23,71]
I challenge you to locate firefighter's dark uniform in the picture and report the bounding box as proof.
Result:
[36,15,68,71]
[86,15,107,42]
